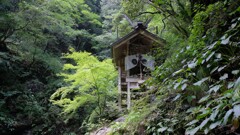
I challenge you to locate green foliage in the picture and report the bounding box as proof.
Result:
[93,32,117,59]
[1,0,102,54]
[0,50,64,134]
[50,51,117,122]
[148,1,240,135]
[110,0,240,135]
[0,0,106,134]
[1,0,240,134]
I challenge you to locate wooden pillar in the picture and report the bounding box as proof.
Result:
[126,41,131,109]
[118,66,122,110]
[127,82,131,109]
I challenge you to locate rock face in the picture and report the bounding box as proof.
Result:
[114,116,125,122]
[90,117,125,135]
[90,127,111,135]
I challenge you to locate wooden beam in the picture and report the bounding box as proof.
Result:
[112,32,141,50]
[140,31,165,46]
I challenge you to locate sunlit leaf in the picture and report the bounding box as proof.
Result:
[206,100,214,108]
[187,107,197,113]
[172,69,184,76]
[206,51,215,62]
[204,127,210,134]
[185,126,199,135]
[210,66,219,74]
[181,59,187,64]
[181,83,187,90]
[233,104,240,118]
[208,85,222,93]
[218,65,227,72]
[197,109,211,119]
[180,48,184,53]
[199,118,210,129]
[208,41,218,49]
[174,82,181,89]
[215,53,222,59]
[193,77,208,86]
[157,127,168,132]
[172,94,181,101]
[202,51,209,57]
[228,82,234,89]
[167,128,173,132]
[186,120,199,126]
[221,36,231,45]
[188,62,197,69]
[231,22,237,28]
[209,121,221,129]
[157,122,163,127]
[219,73,228,80]
[210,109,219,121]
[234,77,240,89]
[151,126,156,131]
[232,70,240,75]
[198,95,210,103]
[223,109,233,125]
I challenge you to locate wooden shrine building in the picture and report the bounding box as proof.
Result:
[111,22,165,109]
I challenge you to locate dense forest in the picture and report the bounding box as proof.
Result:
[0,0,240,135]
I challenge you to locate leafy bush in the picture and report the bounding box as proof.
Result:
[148,1,240,135]
[50,51,118,123]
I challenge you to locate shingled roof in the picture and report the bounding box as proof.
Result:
[111,23,165,48]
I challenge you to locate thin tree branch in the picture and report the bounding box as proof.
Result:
[122,14,135,28]
[137,11,161,16]
[160,15,170,35]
